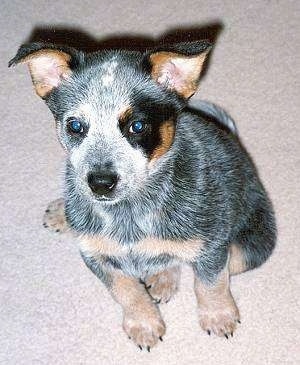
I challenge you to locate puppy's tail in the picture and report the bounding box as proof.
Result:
[188,100,238,135]
[229,198,276,275]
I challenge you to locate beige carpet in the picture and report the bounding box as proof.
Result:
[1,1,299,364]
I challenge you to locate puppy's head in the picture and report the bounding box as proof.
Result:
[9,40,211,204]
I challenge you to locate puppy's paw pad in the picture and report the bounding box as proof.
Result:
[43,198,68,233]
[145,267,180,304]
[123,310,166,350]
[199,304,240,338]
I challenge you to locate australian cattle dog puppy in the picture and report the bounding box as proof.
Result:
[9,39,276,351]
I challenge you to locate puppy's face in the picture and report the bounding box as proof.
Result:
[50,52,181,204]
[10,41,210,204]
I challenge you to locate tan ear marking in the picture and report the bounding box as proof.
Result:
[20,49,72,98]
[150,50,209,98]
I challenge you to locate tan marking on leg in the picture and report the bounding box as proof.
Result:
[79,235,128,257]
[229,243,247,275]
[111,271,166,349]
[79,236,203,262]
[194,259,240,337]
[135,238,204,261]
[150,120,175,163]
[145,265,181,303]
[43,198,69,233]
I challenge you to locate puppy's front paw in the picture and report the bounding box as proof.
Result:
[123,308,166,351]
[145,266,180,304]
[198,299,240,338]
[43,198,69,233]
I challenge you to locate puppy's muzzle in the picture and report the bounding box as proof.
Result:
[87,170,118,197]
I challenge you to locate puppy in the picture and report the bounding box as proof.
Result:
[9,40,276,350]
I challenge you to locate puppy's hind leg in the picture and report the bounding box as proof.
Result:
[230,201,276,275]
[43,198,69,233]
[193,248,240,338]
[144,265,181,304]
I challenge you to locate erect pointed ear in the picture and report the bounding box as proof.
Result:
[146,41,212,99]
[9,42,83,98]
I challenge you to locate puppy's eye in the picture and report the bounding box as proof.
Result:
[67,118,84,135]
[129,120,146,134]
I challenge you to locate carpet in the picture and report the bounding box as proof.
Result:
[1,1,299,364]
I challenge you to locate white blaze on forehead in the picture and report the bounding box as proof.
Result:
[78,102,97,121]
[101,60,118,87]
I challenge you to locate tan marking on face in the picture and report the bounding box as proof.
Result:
[135,237,204,261]
[118,106,133,125]
[150,51,209,98]
[21,49,72,98]
[110,271,166,348]
[79,235,128,257]
[229,243,247,275]
[150,120,175,163]
[194,258,240,336]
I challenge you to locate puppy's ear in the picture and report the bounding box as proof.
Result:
[9,42,83,98]
[145,41,212,99]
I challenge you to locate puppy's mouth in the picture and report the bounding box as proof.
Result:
[92,194,117,203]
[86,171,120,203]
[88,186,119,203]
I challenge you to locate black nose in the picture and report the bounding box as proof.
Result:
[87,171,118,196]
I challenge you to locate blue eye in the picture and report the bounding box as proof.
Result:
[130,121,146,134]
[67,118,84,134]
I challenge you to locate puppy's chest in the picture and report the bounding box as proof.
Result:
[98,207,158,242]
[79,235,204,277]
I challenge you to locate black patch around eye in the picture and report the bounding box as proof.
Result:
[128,122,159,155]
[120,113,163,156]
[120,95,179,157]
